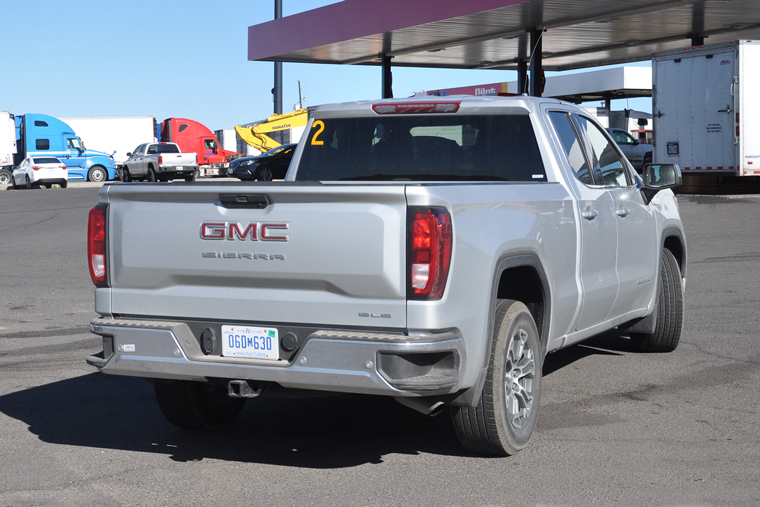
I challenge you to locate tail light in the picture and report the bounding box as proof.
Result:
[88,203,108,287]
[408,207,452,300]
[158,155,163,165]
[32,166,41,171]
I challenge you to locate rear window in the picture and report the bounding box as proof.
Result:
[295,113,546,182]
[32,157,61,164]
[147,144,180,154]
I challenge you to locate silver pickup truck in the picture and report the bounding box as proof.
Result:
[121,142,199,182]
[86,96,686,456]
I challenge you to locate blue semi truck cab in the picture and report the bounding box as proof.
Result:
[12,114,116,182]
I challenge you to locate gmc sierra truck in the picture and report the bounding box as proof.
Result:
[86,96,686,456]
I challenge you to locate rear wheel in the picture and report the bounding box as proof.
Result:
[452,300,542,456]
[87,166,107,182]
[630,249,683,352]
[256,165,273,181]
[147,167,157,182]
[153,380,246,430]
[60,180,67,188]
[184,170,197,182]
[0,169,11,185]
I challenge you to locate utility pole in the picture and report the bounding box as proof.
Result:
[273,0,283,114]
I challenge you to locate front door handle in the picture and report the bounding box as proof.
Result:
[616,207,631,217]
[582,209,599,220]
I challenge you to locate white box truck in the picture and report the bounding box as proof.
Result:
[58,116,157,170]
[652,40,760,177]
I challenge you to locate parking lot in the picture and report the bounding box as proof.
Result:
[0,184,758,506]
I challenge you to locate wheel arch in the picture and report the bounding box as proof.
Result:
[449,250,551,408]
[662,227,686,278]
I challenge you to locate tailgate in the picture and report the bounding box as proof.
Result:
[162,153,196,167]
[105,183,408,328]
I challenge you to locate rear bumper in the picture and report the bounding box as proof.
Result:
[88,318,466,397]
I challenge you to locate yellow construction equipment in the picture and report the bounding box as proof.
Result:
[235,109,308,153]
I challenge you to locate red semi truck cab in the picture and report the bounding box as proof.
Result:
[161,118,239,177]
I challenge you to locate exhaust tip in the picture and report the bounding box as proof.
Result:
[394,396,446,417]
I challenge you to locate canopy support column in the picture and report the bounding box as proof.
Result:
[382,54,393,99]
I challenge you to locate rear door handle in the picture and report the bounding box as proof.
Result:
[616,207,631,217]
[582,209,598,220]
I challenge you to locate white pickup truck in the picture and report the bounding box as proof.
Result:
[121,142,199,182]
[87,96,686,456]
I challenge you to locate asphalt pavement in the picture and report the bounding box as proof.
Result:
[0,186,758,506]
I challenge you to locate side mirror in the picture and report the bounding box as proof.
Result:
[126,152,132,157]
[642,163,682,204]
[633,139,640,145]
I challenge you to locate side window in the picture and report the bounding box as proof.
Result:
[611,131,632,145]
[547,111,593,185]
[147,145,157,154]
[36,139,50,150]
[574,116,631,187]
[204,139,217,150]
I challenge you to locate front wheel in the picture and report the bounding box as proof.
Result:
[121,167,132,182]
[256,165,273,181]
[452,299,542,456]
[87,166,107,182]
[153,380,246,430]
[630,249,683,352]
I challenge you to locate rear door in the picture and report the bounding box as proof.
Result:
[105,184,408,329]
[654,47,736,171]
[547,110,619,332]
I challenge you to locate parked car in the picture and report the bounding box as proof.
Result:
[12,156,67,189]
[606,127,652,171]
[228,143,297,181]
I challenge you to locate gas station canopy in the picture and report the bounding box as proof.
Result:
[247,0,760,71]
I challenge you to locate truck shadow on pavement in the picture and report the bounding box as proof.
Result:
[0,332,632,467]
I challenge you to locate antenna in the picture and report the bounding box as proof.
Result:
[523,28,547,95]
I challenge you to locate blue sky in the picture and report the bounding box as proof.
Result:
[1,0,650,132]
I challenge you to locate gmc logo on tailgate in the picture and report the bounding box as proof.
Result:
[200,222,289,242]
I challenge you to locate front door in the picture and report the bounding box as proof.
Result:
[576,115,659,318]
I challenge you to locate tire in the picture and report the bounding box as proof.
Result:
[87,166,107,182]
[0,169,11,185]
[121,167,131,182]
[147,167,157,182]
[11,174,17,189]
[630,249,683,352]
[184,170,197,182]
[256,165,273,181]
[452,300,542,456]
[25,175,32,189]
[153,380,246,430]
[60,180,67,189]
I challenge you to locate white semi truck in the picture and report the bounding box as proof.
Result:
[652,40,760,177]
[59,116,157,171]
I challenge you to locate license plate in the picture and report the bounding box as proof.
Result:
[176,166,184,170]
[222,325,279,360]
